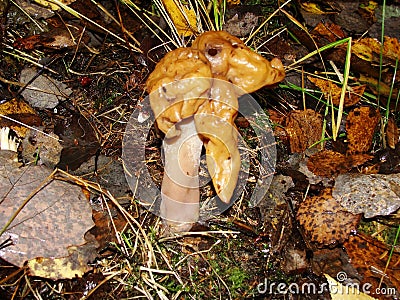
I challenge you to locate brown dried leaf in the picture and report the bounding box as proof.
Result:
[284,109,323,153]
[346,106,380,154]
[297,188,361,247]
[308,76,365,107]
[0,98,41,137]
[344,234,400,299]
[307,150,373,177]
[353,37,400,64]
[267,109,289,144]
[311,21,346,42]
[307,150,348,177]
[0,153,96,277]
[386,117,399,149]
[91,206,127,252]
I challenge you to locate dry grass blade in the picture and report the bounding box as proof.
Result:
[0,114,61,141]
[333,37,352,141]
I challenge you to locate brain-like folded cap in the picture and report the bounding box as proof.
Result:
[146,48,212,137]
[191,31,285,93]
[144,31,286,229]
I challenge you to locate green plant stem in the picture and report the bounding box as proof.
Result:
[378,0,386,105]
[379,224,400,289]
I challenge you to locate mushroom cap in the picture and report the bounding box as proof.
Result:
[146,48,213,137]
[192,31,285,93]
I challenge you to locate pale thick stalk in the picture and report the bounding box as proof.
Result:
[160,117,203,231]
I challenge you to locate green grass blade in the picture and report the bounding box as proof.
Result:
[333,37,352,141]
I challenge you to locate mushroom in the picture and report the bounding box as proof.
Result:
[145,31,285,232]
[146,47,212,232]
[192,31,285,204]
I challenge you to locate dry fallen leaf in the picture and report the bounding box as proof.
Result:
[353,37,400,64]
[0,152,97,279]
[344,234,400,299]
[161,0,197,36]
[284,109,323,153]
[386,117,399,149]
[311,21,346,42]
[20,67,73,109]
[346,106,380,154]
[297,188,361,247]
[0,98,42,137]
[14,27,82,50]
[307,150,373,177]
[308,76,365,107]
[332,173,400,218]
[27,232,98,280]
[324,274,378,300]
[359,74,399,101]
[307,150,348,177]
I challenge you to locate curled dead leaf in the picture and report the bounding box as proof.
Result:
[307,150,373,177]
[308,76,365,107]
[284,109,323,153]
[346,106,380,154]
[297,188,361,247]
[386,117,399,149]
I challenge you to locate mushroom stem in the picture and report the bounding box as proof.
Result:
[160,117,203,231]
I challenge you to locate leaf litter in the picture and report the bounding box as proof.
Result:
[0,151,97,279]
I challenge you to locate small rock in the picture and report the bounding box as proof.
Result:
[20,67,72,109]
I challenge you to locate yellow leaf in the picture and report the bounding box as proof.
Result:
[360,1,379,15]
[33,0,76,10]
[352,42,374,61]
[359,74,399,98]
[353,37,400,63]
[324,274,377,300]
[300,1,336,14]
[27,245,95,280]
[308,76,365,107]
[161,0,197,36]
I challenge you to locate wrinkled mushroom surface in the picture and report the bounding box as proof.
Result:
[194,79,240,203]
[146,48,212,137]
[191,31,285,93]
[145,31,285,231]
